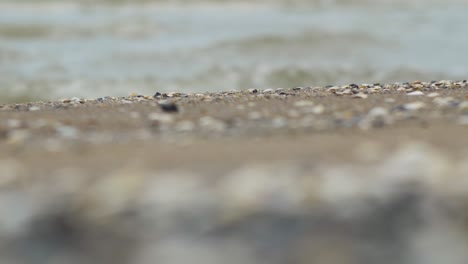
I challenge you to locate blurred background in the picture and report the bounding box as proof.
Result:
[0,0,467,103]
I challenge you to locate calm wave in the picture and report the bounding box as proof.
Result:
[0,0,467,102]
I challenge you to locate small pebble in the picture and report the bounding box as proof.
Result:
[71,97,82,103]
[159,102,179,113]
[168,92,182,97]
[402,101,426,111]
[275,88,285,93]
[294,101,314,107]
[327,86,339,93]
[407,91,424,96]
[352,93,368,99]
[397,87,406,92]
[303,105,324,114]
[28,106,40,111]
[368,107,389,117]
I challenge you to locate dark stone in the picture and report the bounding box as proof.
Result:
[392,105,407,112]
[153,92,161,98]
[160,102,179,113]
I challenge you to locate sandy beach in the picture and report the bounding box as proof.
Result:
[0,80,468,264]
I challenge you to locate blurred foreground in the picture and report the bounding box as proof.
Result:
[0,81,467,263]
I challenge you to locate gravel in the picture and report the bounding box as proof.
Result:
[0,80,467,264]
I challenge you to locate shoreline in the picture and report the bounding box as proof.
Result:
[1,80,467,169]
[1,80,467,138]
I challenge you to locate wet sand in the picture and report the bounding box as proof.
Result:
[0,80,468,264]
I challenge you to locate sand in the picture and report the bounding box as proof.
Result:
[0,80,467,264]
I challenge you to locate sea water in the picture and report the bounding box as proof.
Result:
[0,0,467,102]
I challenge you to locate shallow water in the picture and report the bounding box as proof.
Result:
[0,0,467,102]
